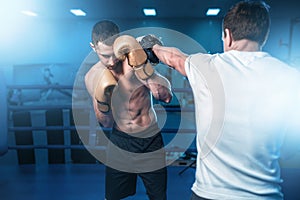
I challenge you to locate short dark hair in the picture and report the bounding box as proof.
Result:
[91,20,120,46]
[223,0,270,46]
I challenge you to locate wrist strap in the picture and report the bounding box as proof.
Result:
[96,100,110,113]
[134,62,154,80]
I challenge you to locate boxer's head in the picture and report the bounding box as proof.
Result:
[90,20,121,69]
[91,20,120,46]
[222,0,270,49]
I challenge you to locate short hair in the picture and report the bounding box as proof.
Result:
[223,0,270,46]
[91,20,120,46]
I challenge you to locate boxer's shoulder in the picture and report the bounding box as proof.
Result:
[93,61,107,70]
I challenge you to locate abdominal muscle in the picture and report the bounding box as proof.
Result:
[112,84,157,134]
[114,107,157,134]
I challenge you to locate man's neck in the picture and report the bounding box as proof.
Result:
[231,39,261,52]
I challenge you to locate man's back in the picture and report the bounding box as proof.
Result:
[186,50,300,199]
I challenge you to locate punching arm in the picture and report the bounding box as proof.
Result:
[152,45,188,77]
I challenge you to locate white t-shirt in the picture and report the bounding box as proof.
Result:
[185,50,300,200]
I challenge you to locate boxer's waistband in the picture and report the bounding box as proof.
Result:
[112,123,161,139]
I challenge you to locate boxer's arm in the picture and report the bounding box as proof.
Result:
[152,44,188,77]
[136,70,172,104]
[92,98,114,128]
[84,63,98,97]
[114,35,155,80]
[113,35,172,103]
[84,63,115,127]
[116,59,172,104]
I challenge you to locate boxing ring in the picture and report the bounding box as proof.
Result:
[2,83,197,166]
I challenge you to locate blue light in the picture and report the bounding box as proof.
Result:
[143,8,156,16]
[21,10,38,17]
[206,8,220,16]
[70,9,86,17]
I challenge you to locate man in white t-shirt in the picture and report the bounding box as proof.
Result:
[152,1,300,199]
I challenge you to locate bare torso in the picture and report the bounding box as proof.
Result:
[86,59,171,133]
[111,69,157,134]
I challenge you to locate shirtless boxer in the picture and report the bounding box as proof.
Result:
[85,20,172,200]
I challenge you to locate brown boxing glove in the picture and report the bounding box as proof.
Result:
[93,67,117,113]
[113,35,154,80]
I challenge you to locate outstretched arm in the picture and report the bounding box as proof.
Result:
[152,44,188,77]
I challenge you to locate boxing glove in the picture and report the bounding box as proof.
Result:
[137,34,163,65]
[93,67,117,113]
[113,35,154,80]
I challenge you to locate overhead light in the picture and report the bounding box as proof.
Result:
[21,10,38,17]
[206,8,220,16]
[70,9,86,16]
[143,8,156,16]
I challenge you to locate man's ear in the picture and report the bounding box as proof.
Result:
[223,28,233,48]
[90,42,96,52]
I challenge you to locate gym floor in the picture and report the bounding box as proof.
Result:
[1,163,300,200]
[1,101,300,199]
[0,164,196,200]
